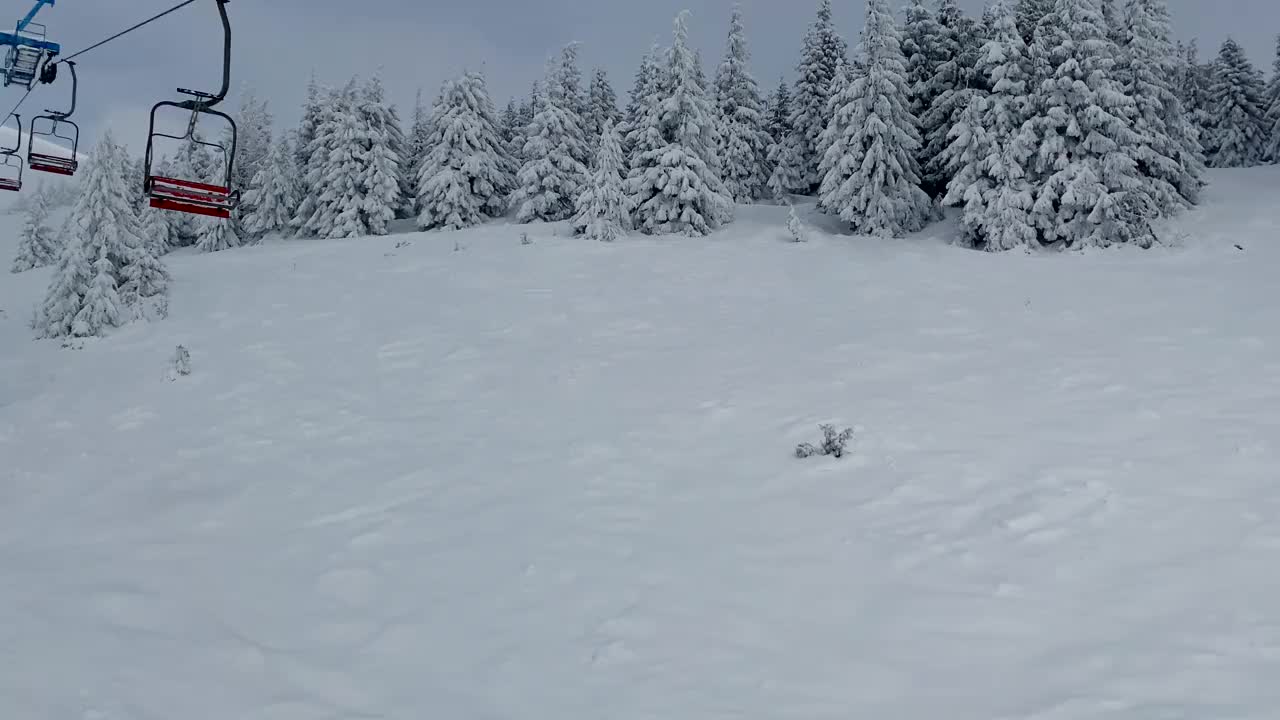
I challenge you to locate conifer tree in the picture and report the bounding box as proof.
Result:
[138,205,175,258]
[1117,0,1204,208]
[196,156,244,252]
[626,11,733,235]
[11,183,58,272]
[919,0,981,196]
[791,0,848,190]
[1015,0,1054,43]
[1205,38,1268,168]
[243,135,301,237]
[940,0,1038,250]
[416,71,516,230]
[818,0,931,236]
[297,81,363,238]
[715,5,772,202]
[38,132,167,337]
[232,85,274,200]
[1178,40,1214,143]
[903,0,944,125]
[358,73,404,235]
[622,44,662,160]
[1263,35,1280,162]
[573,120,630,241]
[295,73,323,194]
[587,68,622,141]
[814,58,851,177]
[515,48,592,223]
[1027,0,1152,247]
[766,77,792,145]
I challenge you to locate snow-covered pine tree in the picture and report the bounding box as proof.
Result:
[1178,40,1214,145]
[818,0,932,236]
[416,71,516,231]
[622,44,662,161]
[358,73,404,235]
[196,156,243,252]
[791,0,848,191]
[1027,0,1152,248]
[627,11,733,236]
[515,48,592,223]
[903,0,944,125]
[766,77,792,145]
[37,131,167,337]
[138,204,175,258]
[587,68,621,141]
[297,80,360,238]
[295,73,323,195]
[919,0,981,197]
[1015,0,1054,43]
[940,0,1038,250]
[1263,35,1280,162]
[243,134,300,237]
[1118,0,1204,209]
[408,88,434,179]
[572,120,630,241]
[814,57,851,178]
[11,183,58,272]
[500,99,520,145]
[232,85,274,200]
[557,42,590,138]
[1205,37,1268,168]
[715,4,772,202]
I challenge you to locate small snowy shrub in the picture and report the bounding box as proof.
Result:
[521,231,533,245]
[786,204,807,243]
[795,424,854,459]
[168,345,191,380]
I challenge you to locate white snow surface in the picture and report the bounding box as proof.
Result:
[3,168,1280,719]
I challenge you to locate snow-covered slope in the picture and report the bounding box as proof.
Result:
[2,169,1280,720]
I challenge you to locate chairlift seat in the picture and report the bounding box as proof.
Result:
[0,177,21,191]
[28,151,75,176]
[148,175,236,219]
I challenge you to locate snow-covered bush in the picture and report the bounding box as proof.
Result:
[795,424,854,459]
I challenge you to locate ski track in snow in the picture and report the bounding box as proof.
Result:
[2,169,1280,719]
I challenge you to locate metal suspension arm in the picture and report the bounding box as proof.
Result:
[17,0,55,33]
[175,0,230,111]
[48,59,75,118]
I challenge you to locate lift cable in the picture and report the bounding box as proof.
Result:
[51,0,199,66]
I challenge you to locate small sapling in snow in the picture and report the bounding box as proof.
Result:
[786,204,807,243]
[167,345,192,380]
[795,424,854,459]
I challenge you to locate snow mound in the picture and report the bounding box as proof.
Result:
[2,168,1280,719]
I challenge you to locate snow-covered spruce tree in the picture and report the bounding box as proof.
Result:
[622,44,662,161]
[196,156,243,253]
[1118,0,1204,209]
[903,0,944,126]
[138,204,175,258]
[416,71,516,231]
[556,42,591,139]
[37,132,168,337]
[358,73,404,235]
[626,11,733,236]
[11,183,58,272]
[919,0,981,197]
[1205,38,1268,168]
[296,80,360,238]
[1178,40,1214,146]
[1027,0,1152,248]
[940,0,1038,250]
[573,120,630,241]
[767,77,792,145]
[1263,35,1280,162]
[715,5,772,202]
[243,134,300,238]
[408,88,434,183]
[587,68,621,141]
[295,73,323,196]
[500,99,520,146]
[791,0,848,190]
[231,85,274,202]
[814,57,852,179]
[818,0,931,236]
[1015,0,1054,43]
[515,49,592,223]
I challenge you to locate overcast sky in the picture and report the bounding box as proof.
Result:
[15,0,1280,152]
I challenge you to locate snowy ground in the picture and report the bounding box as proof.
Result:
[3,169,1280,720]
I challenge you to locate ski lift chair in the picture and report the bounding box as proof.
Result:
[27,59,77,176]
[3,22,46,88]
[142,0,238,218]
[0,114,24,191]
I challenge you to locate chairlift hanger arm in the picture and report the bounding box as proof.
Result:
[17,0,54,33]
[2,0,59,54]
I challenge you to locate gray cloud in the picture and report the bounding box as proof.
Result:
[13,0,1277,152]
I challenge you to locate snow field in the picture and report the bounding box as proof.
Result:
[1,169,1280,719]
